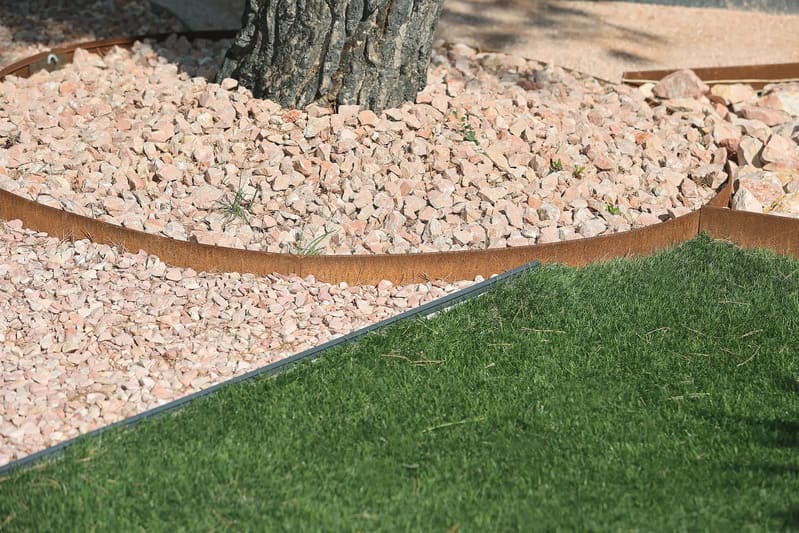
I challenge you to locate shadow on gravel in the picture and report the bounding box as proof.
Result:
[0,0,184,65]
[3,0,663,74]
[438,0,664,52]
[586,0,799,15]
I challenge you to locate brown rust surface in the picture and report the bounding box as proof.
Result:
[699,207,799,259]
[707,179,733,208]
[0,184,704,284]
[622,62,799,90]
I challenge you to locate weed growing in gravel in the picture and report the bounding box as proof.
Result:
[549,158,564,173]
[606,203,621,215]
[572,165,586,179]
[452,111,479,145]
[290,229,333,255]
[216,182,257,226]
[2,131,20,148]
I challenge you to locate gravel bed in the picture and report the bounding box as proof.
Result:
[0,37,730,255]
[628,72,799,218]
[0,218,475,466]
[2,25,798,467]
[712,81,799,217]
[0,0,184,66]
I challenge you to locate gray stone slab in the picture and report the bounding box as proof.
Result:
[150,0,244,30]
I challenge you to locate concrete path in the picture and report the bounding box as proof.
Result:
[150,0,799,82]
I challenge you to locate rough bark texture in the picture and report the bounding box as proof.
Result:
[217,0,444,112]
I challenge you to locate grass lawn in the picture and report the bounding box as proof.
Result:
[1,235,797,531]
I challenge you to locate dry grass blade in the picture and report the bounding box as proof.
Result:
[381,353,442,366]
[0,511,15,530]
[737,346,761,367]
[422,416,486,433]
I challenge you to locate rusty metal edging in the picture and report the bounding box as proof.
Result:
[622,62,799,90]
[0,185,708,284]
[2,32,797,285]
[699,206,799,257]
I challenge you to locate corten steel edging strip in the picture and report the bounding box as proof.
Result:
[0,258,540,478]
[0,185,707,284]
[699,206,799,259]
[0,188,301,277]
[0,31,728,283]
[622,62,799,90]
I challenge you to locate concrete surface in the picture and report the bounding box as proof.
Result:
[150,0,799,82]
[151,0,242,30]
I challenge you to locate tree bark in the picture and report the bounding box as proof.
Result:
[217,0,444,113]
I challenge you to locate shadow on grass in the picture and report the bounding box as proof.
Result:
[701,374,799,529]
[777,507,799,530]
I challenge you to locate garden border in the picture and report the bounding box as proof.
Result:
[0,30,762,285]
[2,33,799,276]
[0,258,539,477]
[3,29,799,475]
[622,62,799,90]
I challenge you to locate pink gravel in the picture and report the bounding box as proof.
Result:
[0,218,476,466]
[0,37,729,255]
[1,19,797,468]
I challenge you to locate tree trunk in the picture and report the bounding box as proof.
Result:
[217,0,444,113]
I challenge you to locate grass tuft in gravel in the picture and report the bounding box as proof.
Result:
[0,236,797,530]
[216,181,257,226]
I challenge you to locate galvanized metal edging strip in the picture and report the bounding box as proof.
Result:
[0,258,539,477]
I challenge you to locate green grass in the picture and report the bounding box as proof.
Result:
[2,236,797,531]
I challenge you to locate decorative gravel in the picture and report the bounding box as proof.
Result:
[2,26,798,468]
[0,218,475,466]
[0,37,727,255]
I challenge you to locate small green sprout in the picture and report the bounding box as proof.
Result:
[606,203,621,215]
[549,158,564,173]
[291,229,333,256]
[216,182,257,225]
[452,111,479,145]
[572,165,586,179]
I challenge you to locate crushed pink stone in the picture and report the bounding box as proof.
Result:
[0,219,477,466]
[0,37,730,256]
[712,82,799,218]
[2,27,797,467]
[648,71,799,218]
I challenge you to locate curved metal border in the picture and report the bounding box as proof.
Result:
[0,30,238,79]
[6,32,796,286]
[2,31,799,476]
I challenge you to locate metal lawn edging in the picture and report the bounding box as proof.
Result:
[622,62,799,90]
[3,29,799,477]
[0,259,539,477]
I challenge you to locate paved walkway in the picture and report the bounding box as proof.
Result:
[150,0,799,82]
